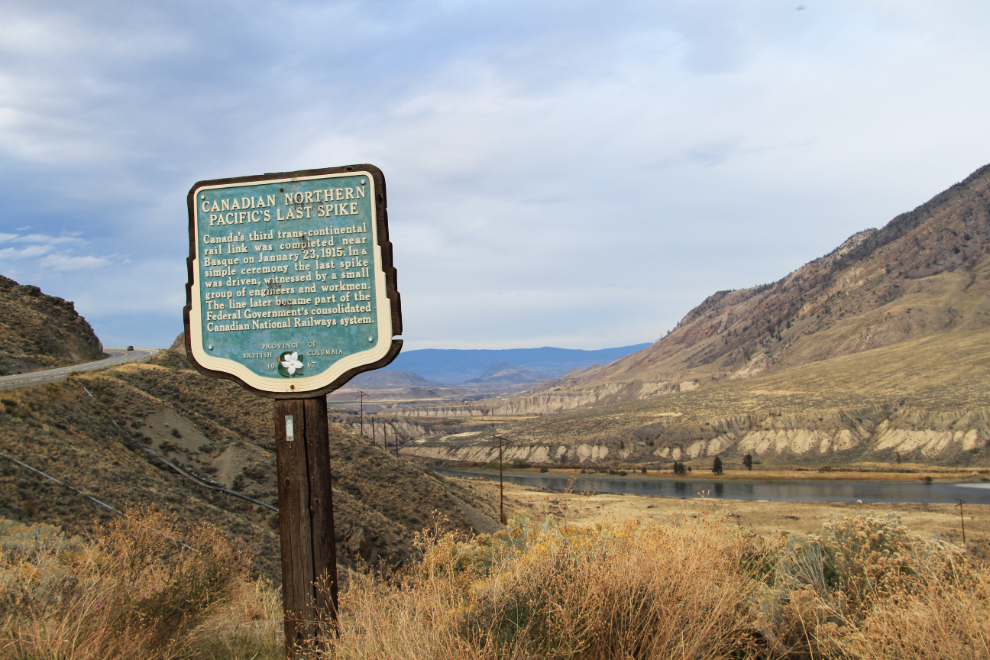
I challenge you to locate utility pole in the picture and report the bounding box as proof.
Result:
[357,390,367,437]
[493,434,511,524]
[959,499,967,545]
[371,417,376,446]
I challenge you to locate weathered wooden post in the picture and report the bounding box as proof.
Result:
[358,390,367,437]
[493,434,511,524]
[183,165,402,657]
[958,499,967,545]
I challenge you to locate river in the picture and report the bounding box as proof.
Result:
[432,468,990,504]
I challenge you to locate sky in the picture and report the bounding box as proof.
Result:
[2,1,989,351]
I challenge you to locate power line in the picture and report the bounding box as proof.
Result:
[0,448,195,551]
[0,448,124,517]
[107,418,278,512]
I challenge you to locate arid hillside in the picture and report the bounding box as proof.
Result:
[0,275,104,375]
[396,165,990,467]
[0,349,497,582]
[551,162,990,400]
[403,328,990,467]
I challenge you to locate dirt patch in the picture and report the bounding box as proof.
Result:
[138,408,212,454]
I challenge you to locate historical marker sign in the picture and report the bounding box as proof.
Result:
[183,164,402,396]
[183,164,402,656]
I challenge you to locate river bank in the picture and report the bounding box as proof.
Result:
[448,475,990,560]
[463,464,989,482]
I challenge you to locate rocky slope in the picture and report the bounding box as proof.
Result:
[400,163,990,420]
[402,330,990,467]
[398,164,990,467]
[0,349,498,583]
[0,275,104,375]
[560,162,990,395]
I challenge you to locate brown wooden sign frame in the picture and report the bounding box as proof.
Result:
[183,163,403,400]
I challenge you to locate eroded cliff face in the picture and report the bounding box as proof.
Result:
[386,380,693,418]
[520,163,990,405]
[401,407,990,466]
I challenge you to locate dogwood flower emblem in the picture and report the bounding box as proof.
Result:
[278,351,303,378]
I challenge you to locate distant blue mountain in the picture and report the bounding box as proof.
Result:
[382,344,651,385]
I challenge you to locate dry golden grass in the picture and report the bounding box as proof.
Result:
[4,510,990,659]
[318,511,990,660]
[0,507,255,660]
[325,515,753,659]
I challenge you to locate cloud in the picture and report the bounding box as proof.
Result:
[0,231,106,274]
[1,0,990,350]
[39,254,108,271]
[0,244,50,259]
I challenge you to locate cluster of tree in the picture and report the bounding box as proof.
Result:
[672,454,753,477]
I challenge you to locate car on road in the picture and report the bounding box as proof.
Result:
[127,346,134,351]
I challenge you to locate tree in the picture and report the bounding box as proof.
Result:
[712,456,723,476]
[743,454,753,470]
[673,461,686,476]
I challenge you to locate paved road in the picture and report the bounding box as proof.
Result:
[0,348,159,391]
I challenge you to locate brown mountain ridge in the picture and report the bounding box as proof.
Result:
[537,162,990,400]
[399,164,990,467]
[0,275,104,375]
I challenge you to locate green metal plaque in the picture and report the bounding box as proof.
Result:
[183,165,402,398]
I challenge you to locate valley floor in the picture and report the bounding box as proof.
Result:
[450,474,990,559]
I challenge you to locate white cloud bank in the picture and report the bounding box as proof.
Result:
[0,0,989,349]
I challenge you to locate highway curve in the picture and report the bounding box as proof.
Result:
[0,348,158,392]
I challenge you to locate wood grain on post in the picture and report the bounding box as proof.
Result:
[275,397,339,657]
[303,396,339,625]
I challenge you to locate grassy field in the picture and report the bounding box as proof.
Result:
[5,502,989,659]
[451,475,990,559]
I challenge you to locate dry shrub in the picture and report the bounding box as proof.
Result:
[326,515,755,659]
[835,571,990,659]
[184,577,283,659]
[0,507,246,660]
[5,508,989,660]
[814,514,990,659]
[326,512,990,660]
[326,566,480,659]
[751,512,980,659]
